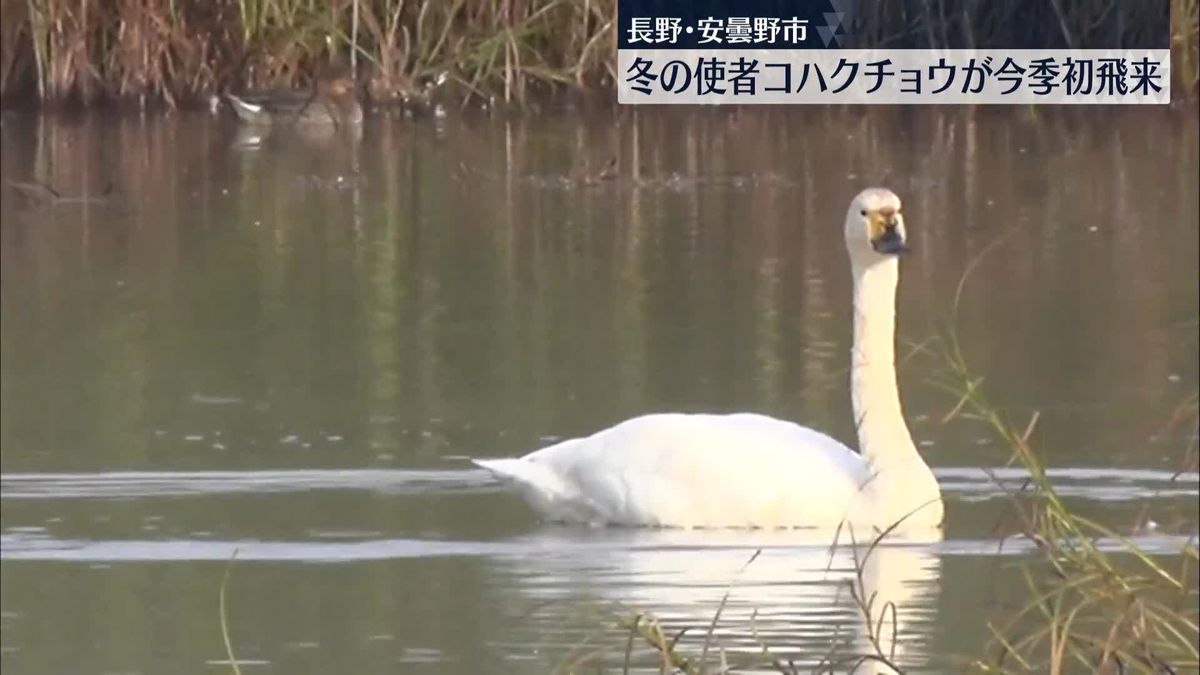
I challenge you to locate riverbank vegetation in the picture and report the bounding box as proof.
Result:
[1,0,1196,107]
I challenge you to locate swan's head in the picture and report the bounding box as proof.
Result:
[845,188,908,262]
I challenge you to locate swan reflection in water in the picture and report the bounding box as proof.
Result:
[488,526,942,672]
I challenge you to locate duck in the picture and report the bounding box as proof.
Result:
[473,188,943,531]
[226,68,362,129]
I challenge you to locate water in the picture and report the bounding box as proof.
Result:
[1,107,1197,674]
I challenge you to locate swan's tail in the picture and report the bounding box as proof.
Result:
[472,457,556,490]
[471,458,580,514]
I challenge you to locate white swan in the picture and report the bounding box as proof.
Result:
[475,188,943,530]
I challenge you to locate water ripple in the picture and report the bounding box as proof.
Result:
[1,530,1193,563]
[1,466,1195,501]
[0,468,495,499]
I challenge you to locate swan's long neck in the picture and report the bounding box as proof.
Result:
[850,257,919,469]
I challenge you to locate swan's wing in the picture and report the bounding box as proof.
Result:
[477,413,871,527]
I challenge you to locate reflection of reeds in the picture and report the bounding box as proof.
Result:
[0,0,1195,106]
[3,107,1193,456]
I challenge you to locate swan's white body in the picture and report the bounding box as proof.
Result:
[477,413,867,528]
[475,189,943,531]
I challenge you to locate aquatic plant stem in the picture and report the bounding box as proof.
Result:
[219,548,243,675]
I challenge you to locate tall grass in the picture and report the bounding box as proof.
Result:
[925,241,1200,672]
[933,334,1198,673]
[0,0,618,106]
[0,0,1195,107]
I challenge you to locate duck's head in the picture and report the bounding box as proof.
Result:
[845,188,908,263]
[317,75,356,100]
[314,63,357,101]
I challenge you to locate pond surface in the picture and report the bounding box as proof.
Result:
[1,106,1197,674]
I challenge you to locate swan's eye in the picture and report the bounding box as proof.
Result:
[860,209,867,216]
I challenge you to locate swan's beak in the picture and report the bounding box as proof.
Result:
[870,214,909,255]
